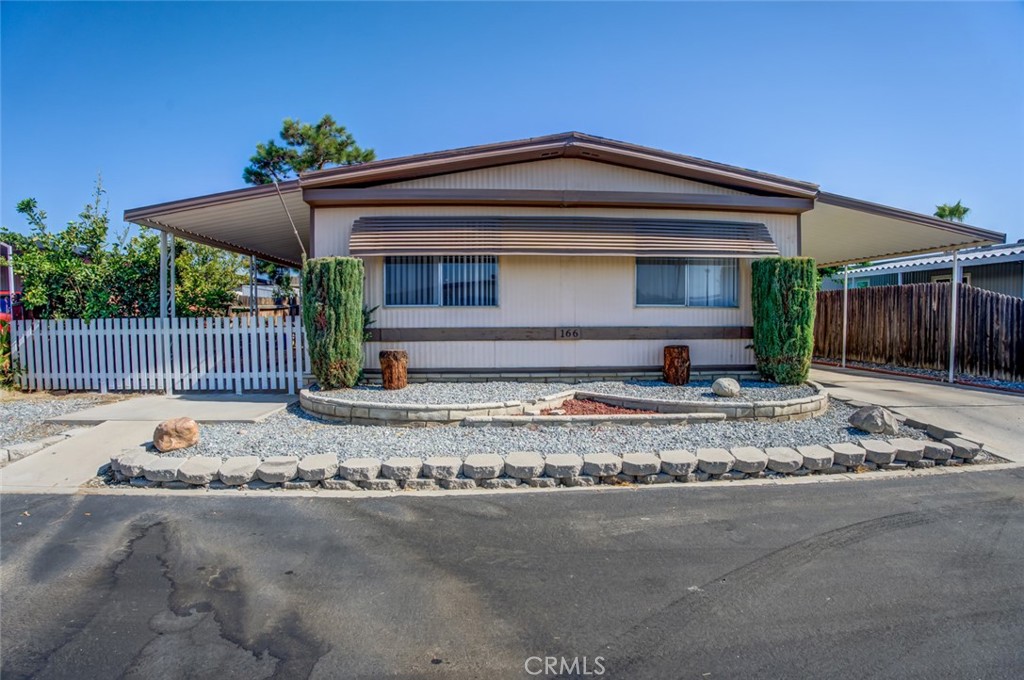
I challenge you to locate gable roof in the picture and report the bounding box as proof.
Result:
[299,131,821,198]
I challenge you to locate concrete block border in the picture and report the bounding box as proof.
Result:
[298,382,830,427]
[106,434,992,495]
[0,427,93,468]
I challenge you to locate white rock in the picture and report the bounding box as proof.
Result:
[712,378,741,397]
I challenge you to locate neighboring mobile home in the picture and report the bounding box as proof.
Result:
[821,241,1024,298]
[125,132,1004,378]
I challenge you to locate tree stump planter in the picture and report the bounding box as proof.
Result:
[379,350,409,390]
[663,345,691,385]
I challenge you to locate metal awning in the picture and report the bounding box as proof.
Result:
[802,193,1004,267]
[348,216,781,258]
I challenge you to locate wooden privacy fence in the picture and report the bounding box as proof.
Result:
[10,316,309,394]
[815,283,1024,381]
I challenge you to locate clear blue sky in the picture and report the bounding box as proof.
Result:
[3,2,1022,242]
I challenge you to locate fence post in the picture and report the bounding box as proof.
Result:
[841,265,849,368]
[948,250,960,384]
[162,316,174,396]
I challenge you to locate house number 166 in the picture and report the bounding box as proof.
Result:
[558,328,582,340]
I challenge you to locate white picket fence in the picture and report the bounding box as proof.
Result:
[10,316,309,394]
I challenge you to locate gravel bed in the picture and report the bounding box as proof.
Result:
[179,401,925,461]
[815,358,1024,393]
[0,393,112,446]
[317,379,816,405]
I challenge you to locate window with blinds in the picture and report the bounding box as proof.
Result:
[384,256,498,307]
[635,258,739,307]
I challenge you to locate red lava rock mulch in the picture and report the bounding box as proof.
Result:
[541,399,658,416]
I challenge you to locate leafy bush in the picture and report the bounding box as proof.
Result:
[301,257,364,389]
[751,257,817,384]
[0,181,247,320]
[0,321,19,389]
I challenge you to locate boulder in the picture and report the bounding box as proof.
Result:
[153,417,200,453]
[795,445,834,471]
[297,454,339,481]
[504,452,546,480]
[659,449,698,476]
[621,453,660,476]
[712,378,741,397]
[765,447,802,473]
[730,447,769,474]
[544,454,584,478]
[177,456,222,485]
[422,456,463,480]
[219,456,260,485]
[582,452,623,477]
[257,456,299,483]
[848,406,900,435]
[696,448,734,475]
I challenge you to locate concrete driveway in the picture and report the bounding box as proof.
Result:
[812,366,1024,463]
[3,469,1022,679]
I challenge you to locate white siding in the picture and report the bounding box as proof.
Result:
[312,162,798,371]
[377,158,749,195]
[363,339,751,371]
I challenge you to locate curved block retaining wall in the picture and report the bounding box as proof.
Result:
[299,382,829,427]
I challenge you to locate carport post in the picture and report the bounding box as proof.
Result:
[948,249,960,384]
[841,265,849,368]
[158,231,168,317]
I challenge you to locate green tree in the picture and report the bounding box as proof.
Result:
[934,200,971,222]
[301,257,364,389]
[751,257,818,384]
[1,181,246,320]
[243,114,374,293]
[242,114,375,184]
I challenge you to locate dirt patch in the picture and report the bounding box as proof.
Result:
[541,399,658,416]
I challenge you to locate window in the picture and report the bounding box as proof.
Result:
[931,272,971,286]
[635,258,739,307]
[385,255,498,307]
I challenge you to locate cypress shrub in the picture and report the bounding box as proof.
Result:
[750,257,817,384]
[301,257,365,389]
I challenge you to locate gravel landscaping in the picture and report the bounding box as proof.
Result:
[0,393,120,446]
[319,379,816,405]
[180,400,925,461]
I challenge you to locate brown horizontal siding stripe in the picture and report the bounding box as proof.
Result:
[367,326,754,342]
[351,216,779,258]
[303,188,814,214]
[363,365,759,375]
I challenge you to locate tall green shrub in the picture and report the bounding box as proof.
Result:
[301,257,364,389]
[751,257,817,384]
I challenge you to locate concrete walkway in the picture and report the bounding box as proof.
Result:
[811,366,1024,463]
[48,393,294,424]
[0,420,159,493]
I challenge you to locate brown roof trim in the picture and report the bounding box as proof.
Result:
[298,132,819,198]
[124,180,301,221]
[303,188,814,214]
[816,192,1005,244]
[132,217,301,268]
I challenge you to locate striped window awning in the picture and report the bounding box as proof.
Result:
[349,216,780,258]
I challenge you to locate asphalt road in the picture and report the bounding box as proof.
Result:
[3,470,1023,679]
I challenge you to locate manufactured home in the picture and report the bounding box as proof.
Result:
[125,132,1004,379]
